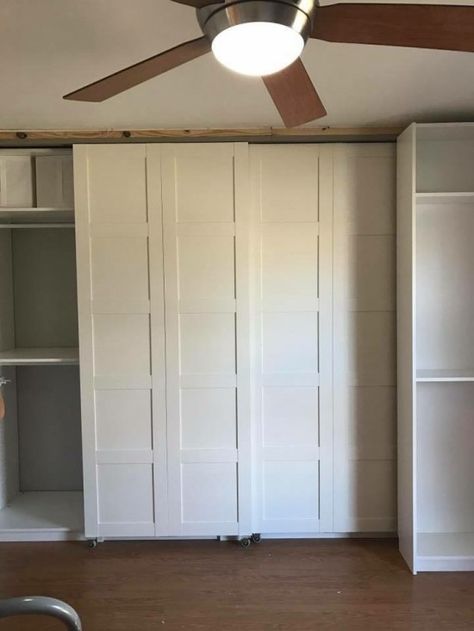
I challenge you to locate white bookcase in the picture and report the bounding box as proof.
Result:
[398,123,474,572]
[0,149,82,541]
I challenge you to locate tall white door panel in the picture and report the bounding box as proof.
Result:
[74,145,167,537]
[249,145,333,534]
[161,144,251,536]
[332,144,397,533]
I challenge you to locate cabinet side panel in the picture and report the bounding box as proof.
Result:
[397,126,417,573]
[0,230,19,509]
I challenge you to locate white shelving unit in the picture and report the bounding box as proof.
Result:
[398,122,474,573]
[0,148,83,541]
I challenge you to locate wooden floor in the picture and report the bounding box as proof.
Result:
[0,539,473,630]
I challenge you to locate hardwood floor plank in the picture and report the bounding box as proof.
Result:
[0,539,473,630]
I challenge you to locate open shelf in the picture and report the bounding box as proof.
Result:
[0,207,74,228]
[416,369,474,382]
[417,533,474,571]
[0,492,83,541]
[416,192,474,205]
[0,347,79,366]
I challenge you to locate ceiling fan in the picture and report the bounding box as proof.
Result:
[64,1,474,128]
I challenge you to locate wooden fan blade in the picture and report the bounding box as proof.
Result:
[263,59,327,128]
[170,0,223,6]
[64,36,211,102]
[312,3,474,52]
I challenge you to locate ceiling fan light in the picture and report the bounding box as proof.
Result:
[212,22,304,76]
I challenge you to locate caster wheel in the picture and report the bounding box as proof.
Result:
[240,537,251,548]
[88,539,98,549]
[251,533,261,544]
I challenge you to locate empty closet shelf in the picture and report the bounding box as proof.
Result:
[0,207,74,226]
[0,348,79,366]
[416,369,474,382]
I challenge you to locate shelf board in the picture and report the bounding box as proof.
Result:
[0,491,83,541]
[416,192,474,205]
[416,369,474,383]
[0,347,79,366]
[0,207,74,227]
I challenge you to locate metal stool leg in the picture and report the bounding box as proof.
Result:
[0,596,82,630]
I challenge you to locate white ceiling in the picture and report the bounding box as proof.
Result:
[1,0,474,130]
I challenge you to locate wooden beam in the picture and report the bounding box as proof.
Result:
[0,126,403,146]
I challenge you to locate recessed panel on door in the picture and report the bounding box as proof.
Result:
[97,463,154,536]
[95,390,152,451]
[86,146,147,223]
[93,314,151,378]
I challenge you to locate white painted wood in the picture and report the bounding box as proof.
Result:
[0,491,83,541]
[97,463,154,535]
[416,369,474,382]
[146,146,169,537]
[397,125,417,573]
[416,202,474,371]
[85,145,147,223]
[250,145,332,535]
[161,144,250,537]
[0,348,79,365]
[74,145,157,538]
[333,144,397,534]
[0,156,34,208]
[12,228,78,348]
[416,192,474,205]
[417,383,474,535]
[417,533,474,572]
[0,229,18,511]
[0,208,74,227]
[398,122,474,573]
[35,154,74,209]
[417,138,474,193]
[17,366,82,492]
[0,150,82,540]
[95,390,152,451]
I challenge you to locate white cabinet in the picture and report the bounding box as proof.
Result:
[74,143,251,538]
[0,149,82,542]
[249,145,333,534]
[397,123,474,572]
[161,144,251,536]
[74,145,161,537]
[75,141,399,542]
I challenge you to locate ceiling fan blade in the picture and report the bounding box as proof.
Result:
[170,0,223,6]
[263,59,327,128]
[64,36,211,102]
[312,3,474,52]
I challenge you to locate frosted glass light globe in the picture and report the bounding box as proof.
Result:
[212,22,304,76]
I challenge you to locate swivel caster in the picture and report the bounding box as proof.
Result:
[87,539,98,549]
[251,533,262,544]
[240,537,251,548]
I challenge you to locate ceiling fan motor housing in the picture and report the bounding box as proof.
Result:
[197,0,316,45]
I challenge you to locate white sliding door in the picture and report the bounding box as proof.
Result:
[249,145,333,535]
[74,145,166,538]
[160,144,251,536]
[332,144,397,533]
